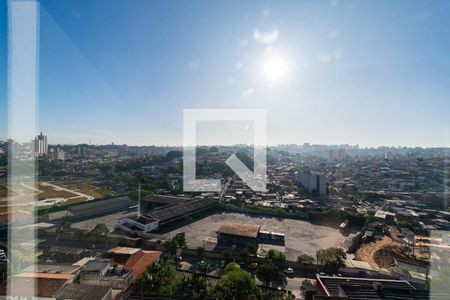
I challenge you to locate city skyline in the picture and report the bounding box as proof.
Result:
[1,0,450,147]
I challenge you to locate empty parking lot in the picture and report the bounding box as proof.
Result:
[163,212,346,261]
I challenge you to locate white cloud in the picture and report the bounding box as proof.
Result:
[253,29,279,44]
[235,62,243,70]
[241,88,254,98]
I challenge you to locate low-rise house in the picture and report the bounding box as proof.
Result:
[104,247,161,282]
[374,210,396,225]
[56,283,112,300]
[315,274,431,299]
[0,272,75,298]
[80,259,132,291]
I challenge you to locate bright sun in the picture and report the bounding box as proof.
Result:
[260,53,289,85]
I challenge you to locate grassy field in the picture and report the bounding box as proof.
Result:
[36,184,78,200]
[0,182,92,211]
[55,179,114,199]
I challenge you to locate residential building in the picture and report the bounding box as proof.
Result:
[103,246,161,282]
[56,283,112,300]
[298,172,327,196]
[79,258,132,291]
[34,132,48,156]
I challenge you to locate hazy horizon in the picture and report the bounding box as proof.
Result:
[4,137,450,150]
[1,1,449,147]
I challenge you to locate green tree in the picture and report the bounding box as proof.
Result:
[196,246,205,258]
[119,172,133,184]
[91,223,109,236]
[222,250,232,262]
[208,267,260,300]
[297,254,315,264]
[246,245,257,256]
[239,249,250,263]
[224,262,241,273]
[164,239,178,256]
[185,272,208,299]
[197,260,216,275]
[316,247,345,271]
[136,258,182,296]
[74,228,89,239]
[166,150,183,160]
[91,223,110,247]
[265,249,286,264]
[173,232,187,248]
[261,290,294,300]
[256,263,282,286]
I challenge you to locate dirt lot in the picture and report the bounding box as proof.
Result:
[355,227,429,270]
[355,236,397,270]
[163,212,346,261]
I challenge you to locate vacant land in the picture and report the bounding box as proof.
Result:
[37,184,78,200]
[55,179,114,199]
[164,212,346,261]
[0,182,93,211]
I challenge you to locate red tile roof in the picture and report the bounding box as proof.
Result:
[0,273,74,297]
[104,247,161,282]
[15,272,75,280]
[125,250,161,282]
[0,210,32,223]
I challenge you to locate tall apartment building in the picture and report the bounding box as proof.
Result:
[298,172,327,196]
[51,148,65,161]
[329,148,345,161]
[34,132,48,157]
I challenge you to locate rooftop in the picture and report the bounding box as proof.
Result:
[81,259,111,272]
[68,196,131,215]
[14,272,76,280]
[22,263,80,275]
[148,197,217,222]
[129,214,158,224]
[55,283,111,300]
[217,222,261,238]
[316,275,431,300]
[108,246,141,255]
[0,272,75,298]
[0,210,33,223]
[125,250,162,281]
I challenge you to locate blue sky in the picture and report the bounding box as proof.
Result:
[1,0,450,147]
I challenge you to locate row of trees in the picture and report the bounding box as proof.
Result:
[296,247,346,271]
[135,258,292,300]
[137,233,345,298]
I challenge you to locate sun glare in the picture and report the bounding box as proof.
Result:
[260,52,289,85]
